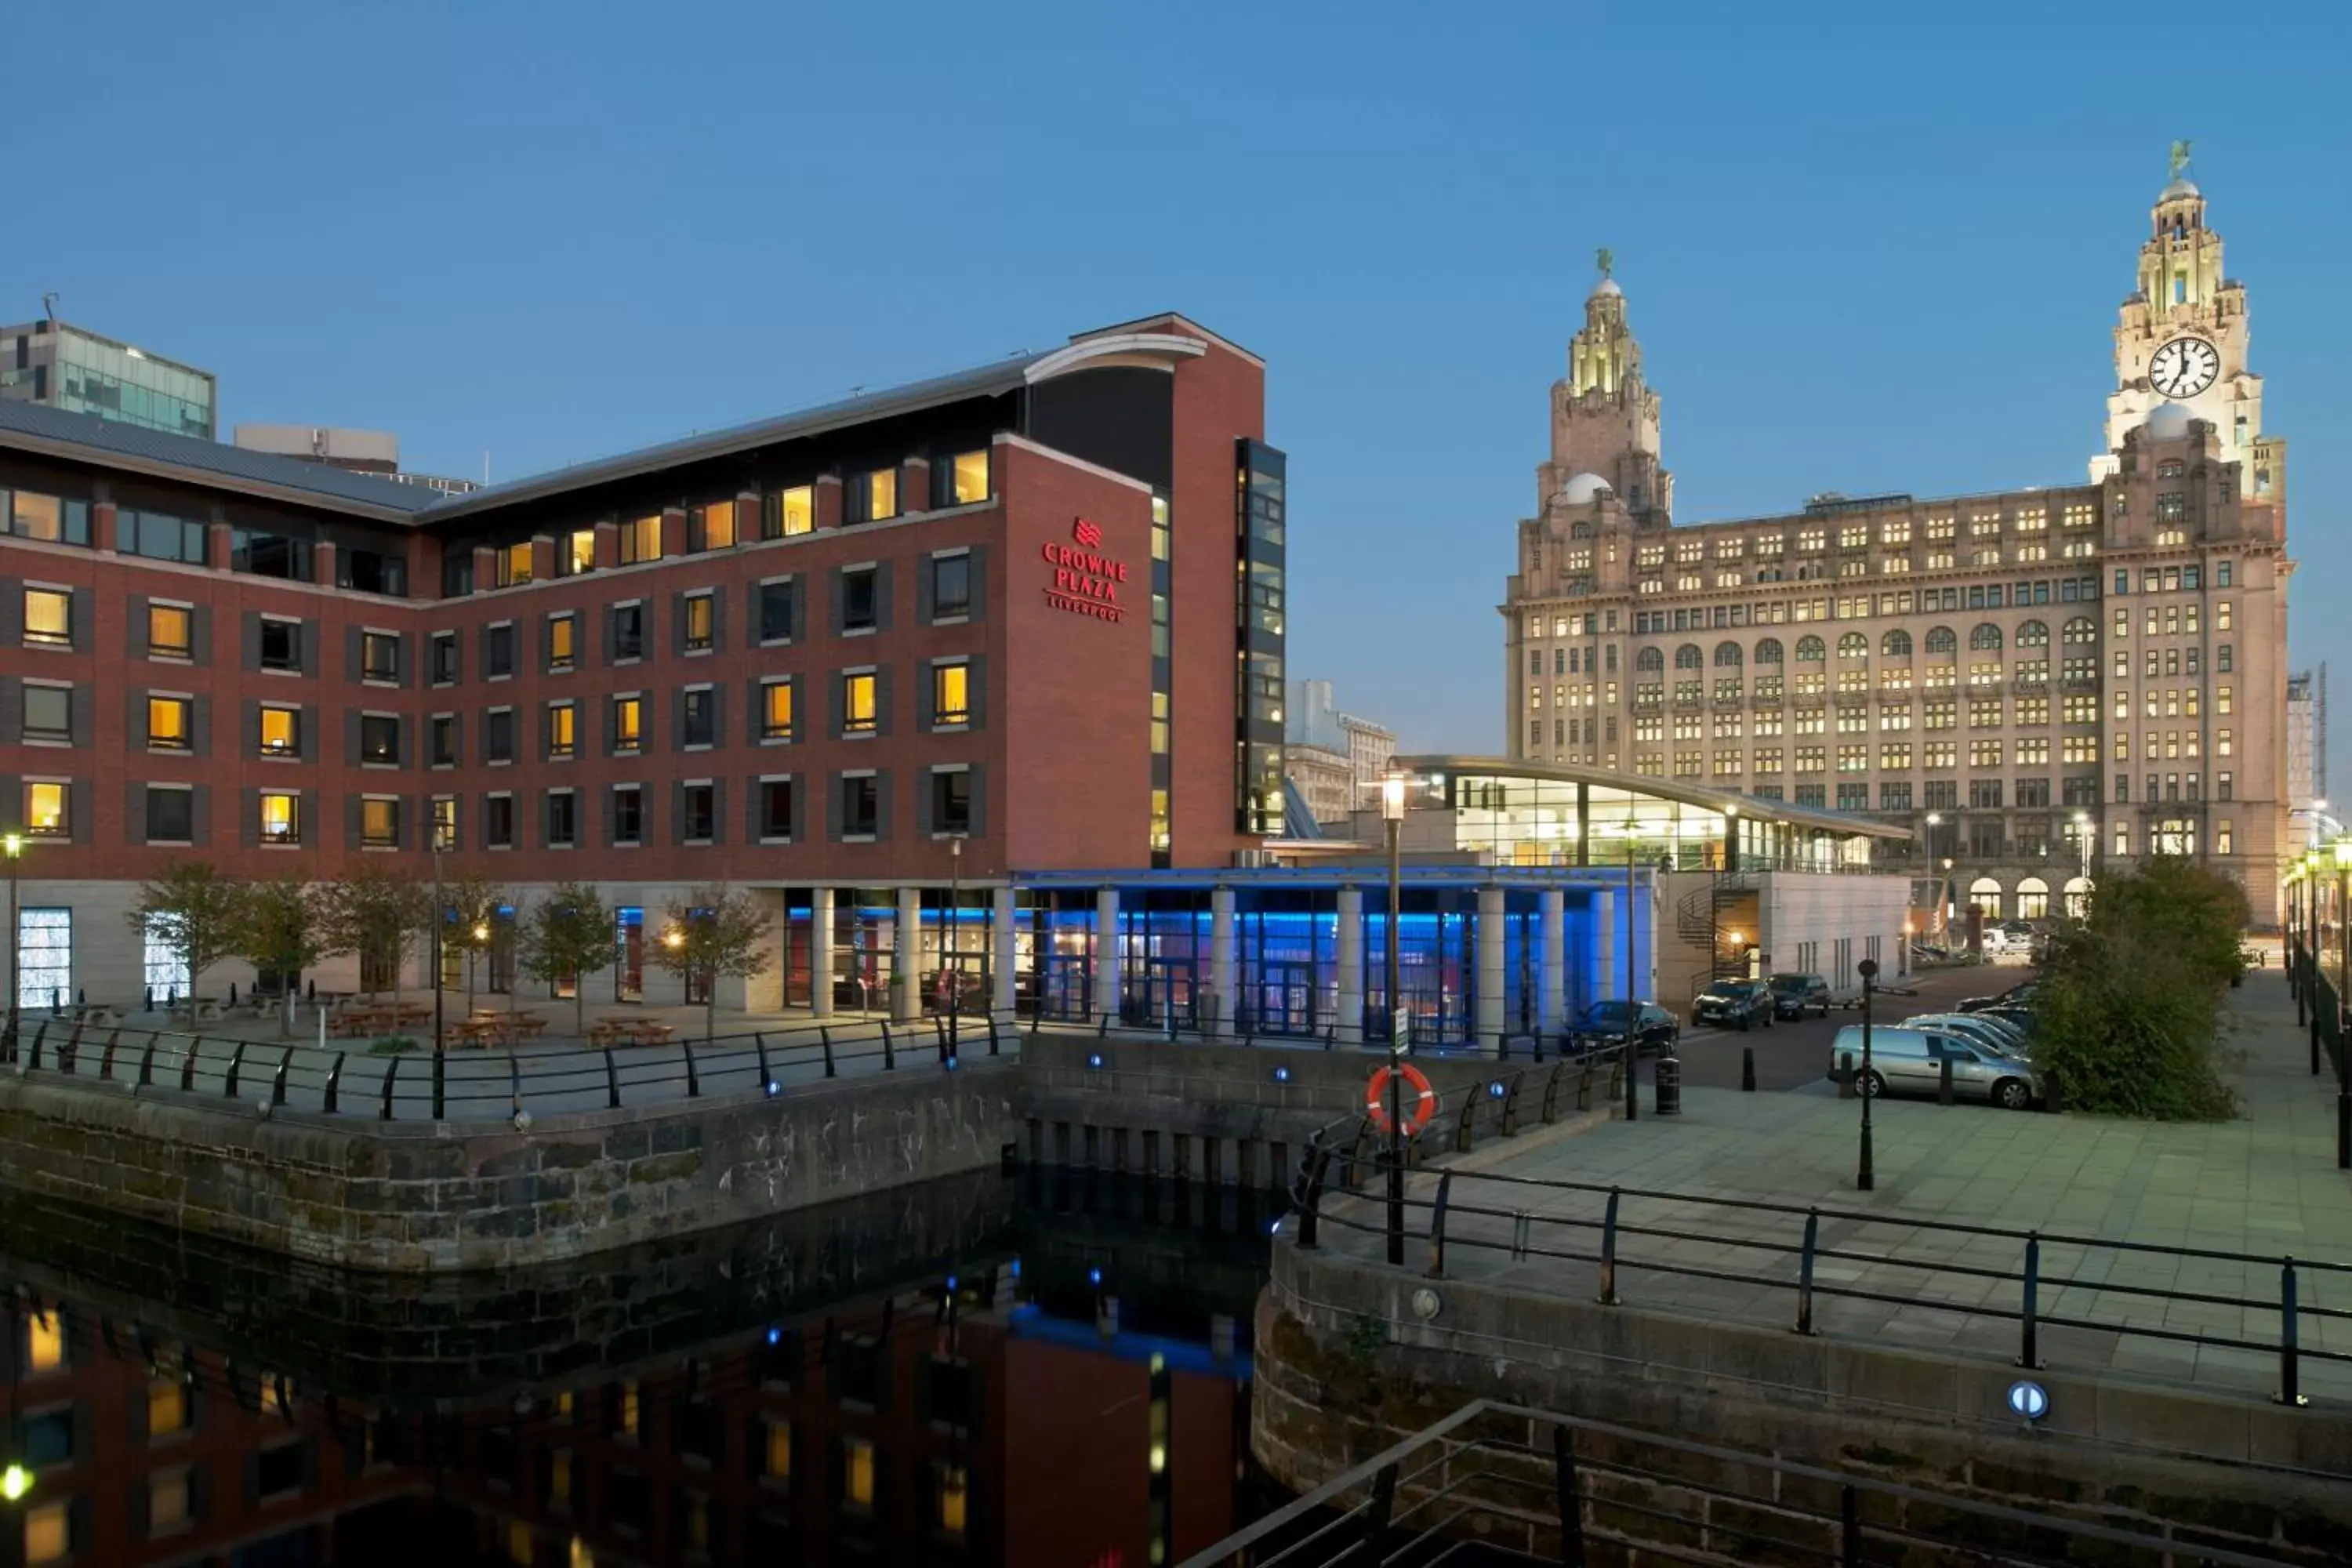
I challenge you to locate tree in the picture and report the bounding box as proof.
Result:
[234,875,348,1037]
[650,884,776,1045]
[2031,855,2247,1120]
[441,870,510,1013]
[327,863,432,1011]
[125,861,245,1015]
[519,881,612,1037]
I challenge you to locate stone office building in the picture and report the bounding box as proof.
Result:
[1502,162,2292,925]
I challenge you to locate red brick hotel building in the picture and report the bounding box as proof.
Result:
[0,314,1284,1014]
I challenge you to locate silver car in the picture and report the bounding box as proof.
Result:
[1827,1025,2040,1110]
[1900,1012,2030,1058]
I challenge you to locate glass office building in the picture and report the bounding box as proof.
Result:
[0,319,216,439]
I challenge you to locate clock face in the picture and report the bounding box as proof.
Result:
[2149,336,2220,399]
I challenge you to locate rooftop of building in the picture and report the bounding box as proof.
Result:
[1396,754,1914,840]
[0,317,217,380]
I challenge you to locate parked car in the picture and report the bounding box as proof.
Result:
[1974,1004,2040,1040]
[1694,979,1775,1032]
[1570,1000,1680,1057]
[1900,1012,2031,1058]
[1959,979,2039,1014]
[1825,1025,2040,1109]
[1767,971,1833,1019]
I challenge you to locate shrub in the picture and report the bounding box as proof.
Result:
[2031,856,2244,1120]
[365,1036,418,1055]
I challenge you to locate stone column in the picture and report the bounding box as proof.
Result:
[1094,887,1121,1025]
[1336,885,1365,1046]
[894,885,922,1022]
[1477,884,1508,1055]
[1592,890,1616,1006]
[1210,885,1237,1036]
[811,887,835,1018]
[1538,887,1566,1037]
[744,888,786,1012]
[992,885,1017,1022]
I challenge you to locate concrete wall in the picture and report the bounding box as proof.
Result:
[0,1058,1019,1272]
[1759,869,1911,993]
[1258,1242,2352,1563]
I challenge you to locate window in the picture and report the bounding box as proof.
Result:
[2217,685,2232,715]
[260,791,300,845]
[852,467,898,524]
[231,528,311,580]
[486,708,515,764]
[256,617,301,672]
[362,631,400,682]
[930,553,972,620]
[690,499,736,553]
[844,673,878,736]
[943,449,990,506]
[547,790,578,848]
[24,587,71,647]
[932,769,973,834]
[428,796,456,851]
[683,688,715,747]
[684,592,715,652]
[485,794,514,848]
[613,786,642,845]
[148,1377,191,1436]
[21,684,69,743]
[841,775,880,837]
[361,714,399,764]
[549,702,576,758]
[431,630,459,684]
[764,485,815,539]
[761,680,795,742]
[933,662,970,727]
[760,779,795,840]
[146,786,192,844]
[148,695,192,752]
[24,1498,71,1566]
[495,541,533,587]
[252,703,299,759]
[361,797,400,849]
[621,514,662,564]
[612,696,643,753]
[759,579,795,642]
[613,602,645,661]
[549,613,577,672]
[1969,739,2003,768]
[2217,601,2233,631]
[141,601,194,660]
[562,528,597,576]
[843,567,878,631]
[843,1436,877,1512]
[683,784,716,842]
[18,779,68,837]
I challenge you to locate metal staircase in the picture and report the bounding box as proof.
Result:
[1676,870,1760,983]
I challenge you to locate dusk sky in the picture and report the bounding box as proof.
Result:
[25,3,2352,766]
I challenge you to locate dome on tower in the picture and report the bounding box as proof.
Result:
[1592,278,1622,298]
[1560,472,1615,504]
[2141,402,2197,441]
[2160,176,2201,200]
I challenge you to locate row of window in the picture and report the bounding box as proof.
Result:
[4,486,408,593]
[1629,506,2103,569]
[1609,578,2109,632]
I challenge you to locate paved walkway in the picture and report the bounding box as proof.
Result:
[1321,971,2352,1405]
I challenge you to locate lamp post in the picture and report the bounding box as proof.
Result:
[430,824,449,1120]
[2,833,20,1054]
[1856,957,1879,1191]
[1380,765,1406,1266]
[2336,840,2352,1169]
[946,833,966,1062]
[1624,812,1639,1124]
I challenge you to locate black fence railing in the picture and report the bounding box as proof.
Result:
[0,1011,1011,1125]
[2289,938,2350,1168]
[1290,1142,2352,1410]
[1178,1398,2292,1568]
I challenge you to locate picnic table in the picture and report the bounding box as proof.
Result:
[588,1015,677,1046]
[448,1011,550,1047]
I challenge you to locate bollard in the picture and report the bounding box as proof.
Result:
[1939,1053,1955,1106]
[1838,1049,1857,1100]
[1653,1054,1682,1116]
[1740,1044,1756,1093]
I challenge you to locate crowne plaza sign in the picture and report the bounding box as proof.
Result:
[1041,516,1128,622]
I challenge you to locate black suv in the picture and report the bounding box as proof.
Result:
[1693,979,1774,1032]
[1569,1000,1680,1056]
[1768,972,1832,1019]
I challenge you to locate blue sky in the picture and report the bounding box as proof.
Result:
[23,2,2352,767]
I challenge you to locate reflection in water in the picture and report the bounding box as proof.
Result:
[0,1167,1279,1567]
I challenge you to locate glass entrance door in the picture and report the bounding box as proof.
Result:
[1255,960,1315,1037]
[614,908,644,1002]
[1142,957,1195,1031]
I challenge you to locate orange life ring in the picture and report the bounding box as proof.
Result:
[1365,1063,1436,1134]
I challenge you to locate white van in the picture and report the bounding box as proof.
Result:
[1824,1024,2040,1109]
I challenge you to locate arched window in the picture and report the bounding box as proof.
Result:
[1755,637,1784,665]
[1837,632,1869,661]
[2015,877,2050,920]
[1714,641,1744,668]
[2063,616,2096,645]
[1881,630,1912,657]
[2063,876,2092,918]
[1635,647,1664,673]
[2016,619,2049,648]
[1675,644,1704,670]
[1969,623,2004,652]
[1969,877,2004,921]
[1795,636,1826,664]
[1925,626,1957,655]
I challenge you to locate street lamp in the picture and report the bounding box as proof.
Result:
[429,821,451,1120]
[2,833,20,1054]
[1856,957,1880,1191]
[1380,764,1407,1266]
[1621,811,1639,1124]
[2336,840,2352,1168]
[946,833,967,1062]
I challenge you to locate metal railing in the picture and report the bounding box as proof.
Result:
[1179,1398,2292,1568]
[1288,1146,2352,1408]
[2290,938,2350,1169]
[0,1011,1011,1125]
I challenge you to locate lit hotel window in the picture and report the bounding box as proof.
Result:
[843,673,877,736]
[933,662,969,727]
[764,1419,793,1482]
[621,514,662,564]
[550,701,577,757]
[24,782,67,837]
[260,706,299,758]
[764,485,815,539]
[612,697,641,753]
[261,792,300,845]
[948,449,989,506]
[24,1499,69,1565]
[684,593,715,652]
[148,696,192,752]
[25,1310,64,1373]
[550,612,576,671]
[842,1436,876,1512]
[691,499,736,552]
[854,467,898,524]
[563,528,597,575]
[23,587,70,646]
[147,602,193,659]
[148,1378,190,1436]
[499,541,533,586]
[762,681,795,741]
[361,798,400,849]
[936,1461,969,1537]
[150,1468,191,1532]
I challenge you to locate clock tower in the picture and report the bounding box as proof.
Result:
[2092,152,2271,499]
